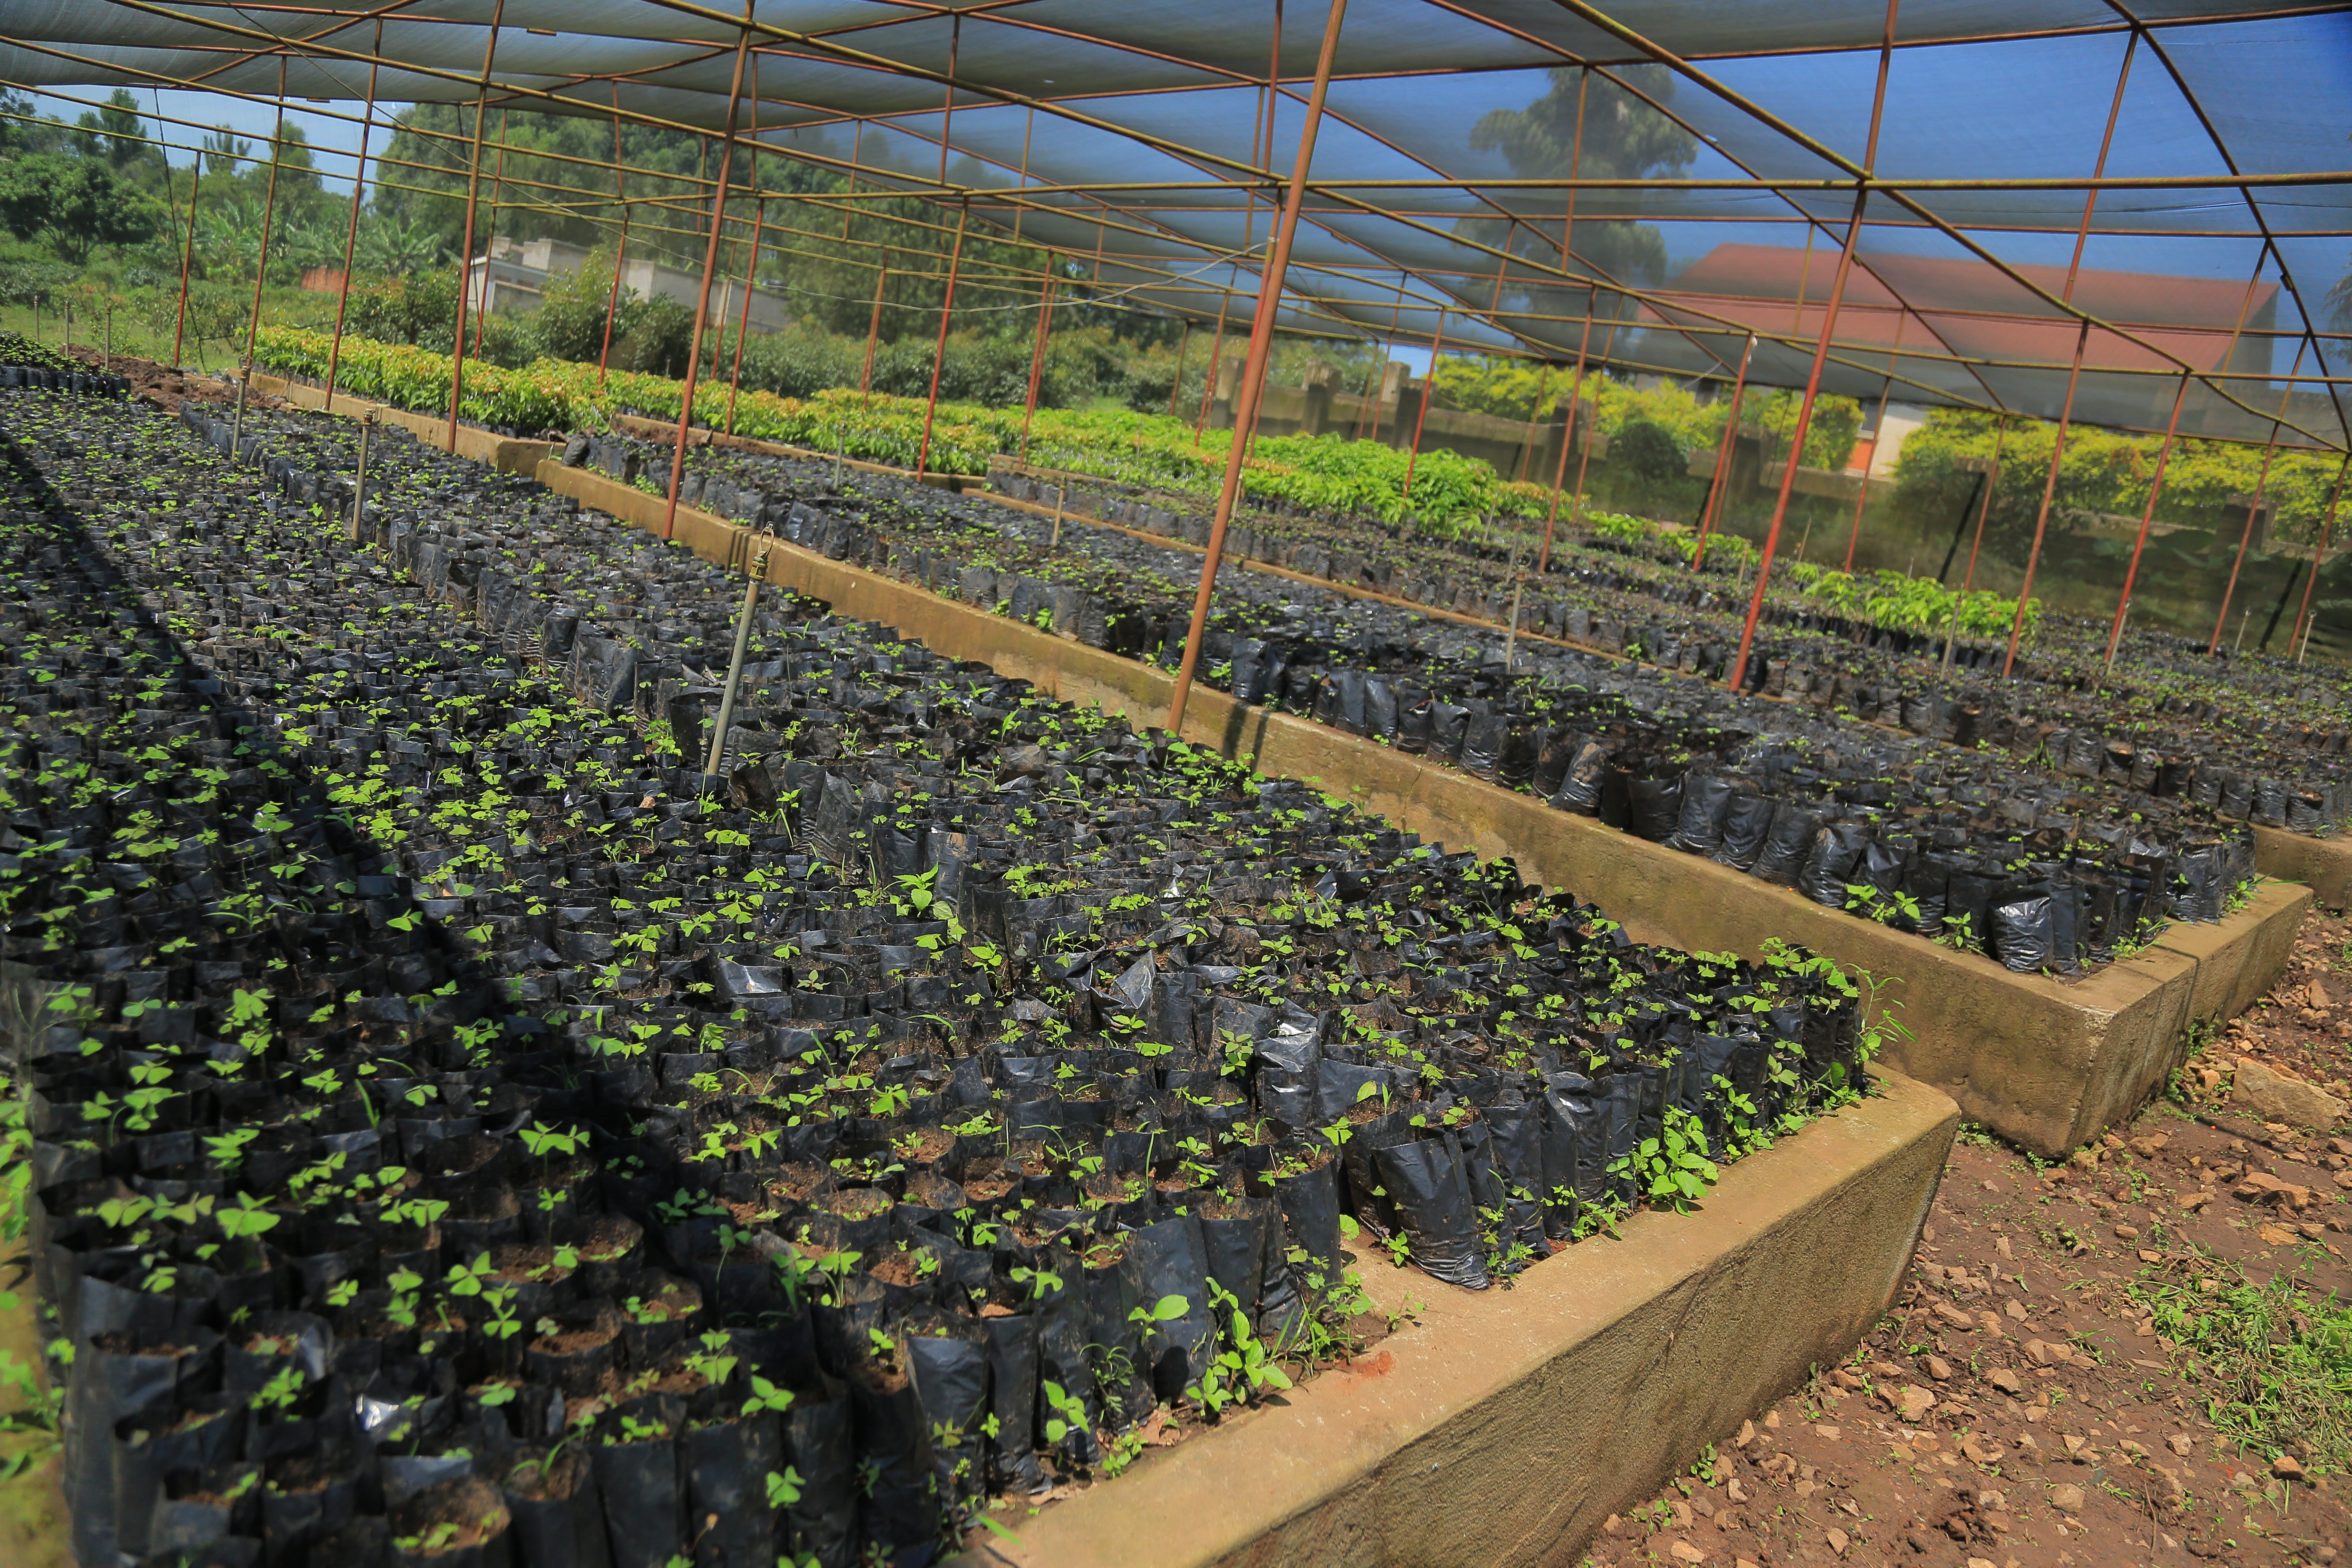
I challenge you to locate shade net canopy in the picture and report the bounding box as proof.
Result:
[3,0,2348,450]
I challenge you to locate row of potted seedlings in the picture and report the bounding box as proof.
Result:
[566,432,2263,975]
[978,458,2352,819]
[981,453,2352,781]
[1,336,133,399]
[5,390,1895,1568]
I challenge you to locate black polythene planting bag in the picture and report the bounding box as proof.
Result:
[1031,1274,1103,1469]
[1712,791,1777,872]
[845,1350,941,1559]
[1079,1254,1154,1430]
[684,1406,786,1568]
[1269,1155,1344,1277]
[1751,802,1823,886]
[1252,1208,1308,1351]
[1229,637,1270,705]
[1625,774,1683,842]
[1327,669,1370,737]
[1991,894,2056,973]
[497,1446,615,1568]
[1198,1199,1272,1324]
[979,1313,1048,1497]
[263,1448,370,1565]
[781,1379,859,1568]
[1459,710,1508,780]
[386,1475,514,1568]
[1471,1106,1551,1268]
[1373,1132,1491,1290]
[1533,728,1582,797]
[66,1328,219,1568]
[111,1393,247,1561]
[1397,694,1433,754]
[902,1316,991,1518]
[147,1461,262,1564]
[1536,1074,1597,1238]
[1499,724,1542,788]
[1599,1071,1646,1207]
[1430,702,1471,763]
[1550,740,1611,816]
[1121,1216,1219,1402]
[1667,771,1738,855]
[1797,820,1873,907]
[1363,677,1400,742]
[590,1416,690,1568]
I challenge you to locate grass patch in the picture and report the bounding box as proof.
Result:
[2132,1263,2352,1474]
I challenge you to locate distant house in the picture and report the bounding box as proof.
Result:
[463,236,789,333]
[1642,243,2281,433]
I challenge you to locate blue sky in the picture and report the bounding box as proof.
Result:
[27,87,403,191]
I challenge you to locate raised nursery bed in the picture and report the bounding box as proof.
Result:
[0,387,1951,1568]
[201,389,2309,1148]
[547,432,2281,975]
[251,365,2352,915]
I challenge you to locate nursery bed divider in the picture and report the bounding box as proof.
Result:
[959,1070,1957,1568]
[519,457,2301,1156]
[247,373,555,479]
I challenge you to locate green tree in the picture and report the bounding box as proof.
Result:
[201,125,251,178]
[521,245,629,363]
[1468,66,1696,290]
[0,154,160,263]
[81,88,147,167]
[355,212,445,275]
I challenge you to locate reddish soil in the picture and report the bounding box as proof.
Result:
[59,346,253,414]
[1582,917,2352,1568]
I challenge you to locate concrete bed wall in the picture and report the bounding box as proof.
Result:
[965,1071,1959,1568]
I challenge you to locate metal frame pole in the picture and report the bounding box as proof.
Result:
[2002,321,2089,675]
[914,198,970,481]
[2208,349,2304,654]
[1167,0,1349,735]
[2001,37,2138,676]
[1166,320,1191,419]
[1728,0,1901,693]
[724,174,766,438]
[659,13,754,541]
[1515,364,1550,483]
[325,29,381,409]
[233,61,287,459]
[1691,332,1756,571]
[171,155,200,367]
[1943,417,2009,674]
[470,108,509,364]
[597,82,628,390]
[2102,373,2191,670]
[444,0,508,450]
[1536,294,1597,575]
[2289,457,2350,666]
[1960,416,2007,596]
[1842,312,1904,570]
[1018,274,1055,462]
[1194,292,1233,446]
[860,251,888,394]
[1400,307,1446,500]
